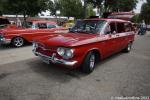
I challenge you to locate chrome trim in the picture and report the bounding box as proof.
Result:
[32,50,77,66]
[0,37,11,44]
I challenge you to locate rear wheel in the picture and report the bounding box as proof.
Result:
[12,37,25,47]
[123,42,132,52]
[81,52,96,73]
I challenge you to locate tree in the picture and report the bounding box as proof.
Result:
[140,1,150,24]
[131,14,142,23]
[59,0,84,19]
[86,4,96,17]
[1,0,48,22]
[47,0,60,17]
[104,0,138,12]
[86,0,104,16]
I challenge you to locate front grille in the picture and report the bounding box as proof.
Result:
[37,47,54,56]
[36,47,62,59]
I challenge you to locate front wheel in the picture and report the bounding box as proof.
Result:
[12,37,25,47]
[81,52,96,73]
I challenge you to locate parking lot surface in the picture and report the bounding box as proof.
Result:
[0,32,150,100]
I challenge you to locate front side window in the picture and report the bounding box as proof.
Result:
[70,20,107,34]
[116,22,125,33]
[104,22,117,34]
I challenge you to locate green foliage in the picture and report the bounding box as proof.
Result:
[104,0,138,12]
[47,0,60,16]
[59,0,84,19]
[1,0,48,17]
[140,2,150,24]
[86,0,138,16]
[86,4,96,17]
[131,14,142,23]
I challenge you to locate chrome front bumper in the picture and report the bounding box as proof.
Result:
[33,50,77,66]
[0,37,11,45]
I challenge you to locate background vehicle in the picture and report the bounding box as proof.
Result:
[0,20,66,47]
[33,18,135,73]
[63,19,75,28]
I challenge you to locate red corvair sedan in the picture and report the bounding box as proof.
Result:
[32,18,135,73]
[0,20,66,47]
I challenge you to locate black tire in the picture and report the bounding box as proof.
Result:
[81,52,96,73]
[12,37,25,47]
[123,42,132,52]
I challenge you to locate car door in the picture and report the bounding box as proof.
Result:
[114,22,126,52]
[98,21,118,57]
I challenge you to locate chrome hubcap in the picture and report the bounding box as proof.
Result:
[14,37,24,47]
[89,55,95,69]
[127,43,131,51]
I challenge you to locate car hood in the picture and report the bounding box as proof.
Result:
[35,33,98,47]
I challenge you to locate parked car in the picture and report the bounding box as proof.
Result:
[0,20,66,47]
[32,18,135,73]
[63,19,75,28]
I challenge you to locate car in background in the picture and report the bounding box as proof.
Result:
[0,20,67,47]
[33,18,135,73]
[63,19,75,28]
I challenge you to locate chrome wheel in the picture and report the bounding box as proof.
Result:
[89,54,95,69]
[13,37,24,47]
[127,43,132,51]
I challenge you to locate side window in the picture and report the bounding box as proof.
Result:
[47,24,56,29]
[124,23,132,32]
[38,23,47,29]
[104,22,117,34]
[116,22,125,33]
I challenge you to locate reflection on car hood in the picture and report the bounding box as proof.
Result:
[35,33,98,47]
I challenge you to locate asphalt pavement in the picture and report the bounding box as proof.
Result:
[0,32,150,100]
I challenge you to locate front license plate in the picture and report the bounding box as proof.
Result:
[39,55,50,64]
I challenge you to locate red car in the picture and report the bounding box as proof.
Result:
[32,18,135,73]
[0,20,66,47]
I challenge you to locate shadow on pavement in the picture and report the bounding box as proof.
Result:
[0,43,32,51]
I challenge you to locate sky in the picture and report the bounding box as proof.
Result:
[134,0,146,13]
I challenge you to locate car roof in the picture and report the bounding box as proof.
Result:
[84,18,131,23]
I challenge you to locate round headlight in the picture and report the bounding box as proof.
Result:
[57,47,65,56]
[57,47,74,59]
[65,49,73,58]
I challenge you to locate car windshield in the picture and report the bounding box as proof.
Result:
[0,18,10,25]
[70,20,107,34]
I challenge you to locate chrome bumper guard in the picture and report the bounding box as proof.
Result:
[33,50,77,66]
